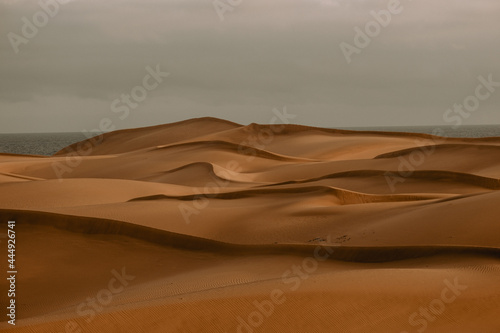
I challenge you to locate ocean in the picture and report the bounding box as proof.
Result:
[0,132,95,156]
[0,125,499,156]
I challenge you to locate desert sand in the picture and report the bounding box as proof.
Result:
[1,117,499,332]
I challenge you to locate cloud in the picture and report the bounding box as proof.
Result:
[1,0,499,132]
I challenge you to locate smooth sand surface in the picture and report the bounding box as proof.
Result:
[1,117,499,332]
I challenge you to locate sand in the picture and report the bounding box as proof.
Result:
[0,117,499,332]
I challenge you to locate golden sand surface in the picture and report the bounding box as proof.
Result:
[1,118,499,332]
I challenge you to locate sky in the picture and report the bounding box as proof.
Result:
[1,0,499,133]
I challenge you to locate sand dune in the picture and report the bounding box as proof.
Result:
[1,118,499,332]
[54,117,241,156]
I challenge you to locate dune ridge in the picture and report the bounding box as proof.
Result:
[2,208,500,264]
[264,169,500,190]
[127,185,448,204]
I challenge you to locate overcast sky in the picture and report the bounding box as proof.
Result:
[1,0,499,133]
